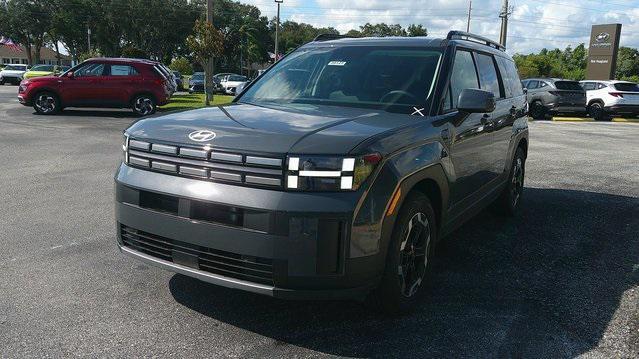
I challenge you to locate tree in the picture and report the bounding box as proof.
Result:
[170,57,194,75]
[616,47,639,81]
[187,20,224,105]
[407,24,428,37]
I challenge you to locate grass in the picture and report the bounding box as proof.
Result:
[159,93,234,112]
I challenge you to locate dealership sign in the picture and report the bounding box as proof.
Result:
[586,24,622,80]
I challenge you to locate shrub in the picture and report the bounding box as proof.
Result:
[169,57,194,75]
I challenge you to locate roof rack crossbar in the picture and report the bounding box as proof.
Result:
[313,33,357,42]
[447,31,506,51]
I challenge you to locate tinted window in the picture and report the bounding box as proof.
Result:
[527,80,539,89]
[109,65,139,76]
[582,82,596,91]
[613,83,639,92]
[228,75,248,82]
[496,57,523,98]
[31,65,54,72]
[75,63,105,77]
[597,83,607,89]
[475,53,502,98]
[555,81,583,91]
[240,46,443,113]
[450,50,479,108]
[5,65,26,71]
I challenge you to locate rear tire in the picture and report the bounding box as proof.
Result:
[495,147,526,216]
[33,91,61,115]
[373,191,436,314]
[132,94,157,116]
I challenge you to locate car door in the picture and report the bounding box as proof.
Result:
[102,64,143,106]
[445,49,498,208]
[60,62,107,106]
[494,56,526,180]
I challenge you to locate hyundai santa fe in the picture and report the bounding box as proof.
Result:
[115,32,529,313]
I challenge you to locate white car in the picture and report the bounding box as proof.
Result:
[220,74,249,95]
[580,80,639,120]
[0,64,28,85]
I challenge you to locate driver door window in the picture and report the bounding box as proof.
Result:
[450,50,480,109]
[74,63,106,77]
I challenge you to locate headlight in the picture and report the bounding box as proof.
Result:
[286,153,382,191]
[122,133,130,164]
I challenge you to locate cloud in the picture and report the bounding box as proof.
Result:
[238,0,639,54]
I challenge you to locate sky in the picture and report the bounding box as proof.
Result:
[240,0,639,54]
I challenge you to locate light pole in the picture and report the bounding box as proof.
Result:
[274,0,283,62]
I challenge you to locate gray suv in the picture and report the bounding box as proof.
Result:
[115,32,529,313]
[522,78,587,119]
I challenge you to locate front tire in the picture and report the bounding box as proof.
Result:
[374,192,436,314]
[588,102,607,121]
[529,101,546,120]
[495,147,526,216]
[33,92,61,115]
[132,95,157,116]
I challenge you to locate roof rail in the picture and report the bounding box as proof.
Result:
[313,33,357,42]
[447,31,506,51]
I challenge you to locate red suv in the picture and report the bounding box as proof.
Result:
[18,58,172,116]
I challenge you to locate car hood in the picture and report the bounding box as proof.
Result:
[126,103,418,154]
[1,70,26,75]
[23,75,59,82]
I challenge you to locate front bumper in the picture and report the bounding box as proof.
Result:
[115,164,383,300]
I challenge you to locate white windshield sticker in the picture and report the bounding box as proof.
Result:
[328,61,347,66]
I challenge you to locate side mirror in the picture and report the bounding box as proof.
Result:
[458,88,496,113]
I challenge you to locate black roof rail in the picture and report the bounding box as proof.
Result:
[313,33,357,42]
[447,31,506,51]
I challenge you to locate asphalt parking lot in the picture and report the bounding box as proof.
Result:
[0,85,637,358]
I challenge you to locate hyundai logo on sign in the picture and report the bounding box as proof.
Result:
[596,32,611,43]
[188,130,217,142]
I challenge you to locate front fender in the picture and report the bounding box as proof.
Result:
[350,140,450,260]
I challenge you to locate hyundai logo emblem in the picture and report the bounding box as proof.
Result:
[596,32,610,43]
[188,130,217,142]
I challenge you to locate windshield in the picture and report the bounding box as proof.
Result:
[239,46,442,113]
[191,74,204,81]
[5,65,26,71]
[614,83,639,92]
[555,81,583,91]
[228,75,247,82]
[31,65,54,72]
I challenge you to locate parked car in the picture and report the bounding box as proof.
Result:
[172,71,184,91]
[220,74,249,95]
[0,64,28,85]
[188,72,204,93]
[580,80,639,120]
[522,78,586,119]
[18,58,172,116]
[234,80,250,96]
[23,64,70,79]
[115,31,528,313]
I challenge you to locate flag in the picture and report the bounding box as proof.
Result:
[0,36,22,53]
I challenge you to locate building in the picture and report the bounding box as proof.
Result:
[0,45,72,66]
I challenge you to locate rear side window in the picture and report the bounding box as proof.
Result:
[496,57,523,98]
[109,65,139,76]
[555,81,583,91]
[582,82,596,91]
[449,50,479,109]
[475,53,502,98]
[613,83,639,92]
[526,80,539,89]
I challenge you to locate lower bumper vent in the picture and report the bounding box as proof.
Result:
[120,225,274,285]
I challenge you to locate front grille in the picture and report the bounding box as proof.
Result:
[125,138,284,189]
[120,225,274,285]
